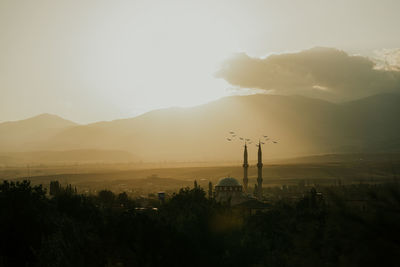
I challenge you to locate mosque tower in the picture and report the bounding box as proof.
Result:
[243,143,249,192]
[257,141,263,199]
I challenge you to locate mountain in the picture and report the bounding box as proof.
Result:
[0,113,78,152]
[0,149,136,165]
[1,94,399,163]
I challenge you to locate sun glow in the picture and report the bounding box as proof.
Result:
[79,1,247,117]
[0,0,275,123]
[2,0,400,123]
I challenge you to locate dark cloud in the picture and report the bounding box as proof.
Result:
[216,47,400,101]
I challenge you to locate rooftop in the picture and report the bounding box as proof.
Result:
[216,177,241,187]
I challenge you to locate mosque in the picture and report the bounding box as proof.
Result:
[214,142,264,205]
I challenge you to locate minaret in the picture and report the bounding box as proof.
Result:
[257,141,263,199]
[243,143,249,192]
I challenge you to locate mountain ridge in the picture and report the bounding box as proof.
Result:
[1,93,399,162]
[0,113,78,127]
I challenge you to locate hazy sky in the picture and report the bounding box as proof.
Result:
[1,0,400,123]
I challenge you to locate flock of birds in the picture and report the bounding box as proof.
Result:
[226,131,278,147]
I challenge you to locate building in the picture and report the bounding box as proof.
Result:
[214,141,264,204]
[243,143,249,192]
[256,141,263,199]
[214,177,246,205]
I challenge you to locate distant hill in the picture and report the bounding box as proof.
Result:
[0,149,136,165]
[1,94,399,163]
[275,153,400,164]
[0,113,78,152]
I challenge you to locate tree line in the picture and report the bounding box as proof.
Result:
[1,180,399,266]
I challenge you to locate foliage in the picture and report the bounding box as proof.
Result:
[1,180,400,266]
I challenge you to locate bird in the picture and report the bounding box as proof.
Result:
[239,137,244,140]
[229,131,235,134]
[273,141,278,144]
[226,138,232,141]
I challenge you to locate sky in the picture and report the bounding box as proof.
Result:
[1,0,400,123]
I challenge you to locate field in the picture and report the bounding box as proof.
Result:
[1,156,399,197]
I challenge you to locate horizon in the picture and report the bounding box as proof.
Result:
[2,90,399,125]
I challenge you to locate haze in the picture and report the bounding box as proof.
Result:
[1,0,400,123]
[2,2,400,266]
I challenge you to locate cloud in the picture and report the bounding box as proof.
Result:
[216,47,400,101]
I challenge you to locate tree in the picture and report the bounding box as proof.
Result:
[97,190,115,208]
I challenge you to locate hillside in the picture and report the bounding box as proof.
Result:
[0,113,78,152]
[1,94,399,162]
[0,149,136,165]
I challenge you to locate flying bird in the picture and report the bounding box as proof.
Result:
[229,131,235,134]
[273,141,278,144]
[226,138,232,141]
[239,137,243,140]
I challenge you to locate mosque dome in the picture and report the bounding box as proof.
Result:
[216,177,241,187]
[214,177,243,204]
